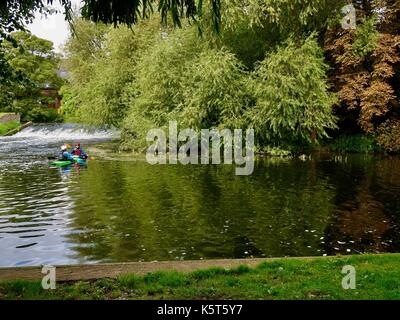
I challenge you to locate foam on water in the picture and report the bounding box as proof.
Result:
[13,123,118,140]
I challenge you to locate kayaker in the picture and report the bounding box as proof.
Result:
[59,145,74,161]
[71,143,88,159]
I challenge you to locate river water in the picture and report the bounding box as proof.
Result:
[0,124,399,267]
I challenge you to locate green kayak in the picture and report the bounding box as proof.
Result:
[51,160,73,167]
[51,156,87,167]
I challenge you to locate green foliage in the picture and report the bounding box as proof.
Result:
[3,31,62,86]
[0,1,54,104]
[60,1,400,154]
[175,48,250,130]
[120,26,202,150]
[329,135,377,153]
[23,107,62,123]
[0,31,63,119]
[222,0,346,39]
[124,26,201,118]
[249,36,337,146]
[120,24,250,151]
[353,17,380,57]
[65,14,339,152]
[64,18,161,127]
[58,84,81,121]
[11,92,59,122]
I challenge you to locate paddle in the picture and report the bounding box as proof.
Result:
[48,155,96,161]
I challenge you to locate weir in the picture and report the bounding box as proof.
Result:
[12,123,119,141]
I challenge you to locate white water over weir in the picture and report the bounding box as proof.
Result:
[13,123,119,140]
[0,123,119,159]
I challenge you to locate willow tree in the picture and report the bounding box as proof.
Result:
[62,17,162,126]
[249,37,337,146]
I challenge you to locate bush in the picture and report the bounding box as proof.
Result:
[330,134,377,153]
[58,85,81,122]
[376,120,400,153]
[22,107,63,123]
[352,17,380,57]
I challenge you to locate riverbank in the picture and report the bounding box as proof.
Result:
[88,134,396,162]
[0,113,19,135]
[1,254,400,300]
[0,121,20,136]
[0,113,34,136]
[1,121,33,136]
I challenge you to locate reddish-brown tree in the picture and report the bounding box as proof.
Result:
[324,0,400,142]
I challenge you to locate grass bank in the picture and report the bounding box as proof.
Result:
[0,120,20,136]
[1,254,400,300]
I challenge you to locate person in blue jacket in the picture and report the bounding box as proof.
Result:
[70,143,88,159]
[59,145,74,161]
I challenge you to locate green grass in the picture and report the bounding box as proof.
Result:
[0,120,20,135]
[1,254,400,300]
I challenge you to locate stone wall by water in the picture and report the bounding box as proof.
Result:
[0,113,20,123]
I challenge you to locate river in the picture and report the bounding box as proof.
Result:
[0,124,399,267]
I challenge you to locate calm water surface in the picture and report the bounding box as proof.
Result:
[0,124,400,266]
